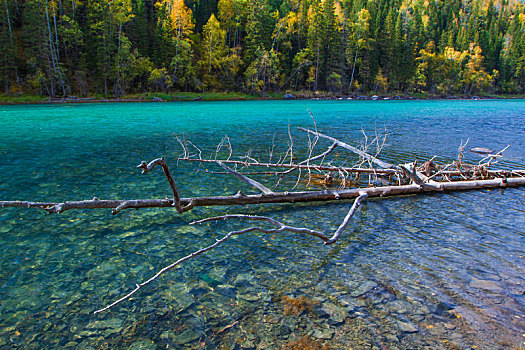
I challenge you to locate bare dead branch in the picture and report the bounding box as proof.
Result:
[186,140,202,160]
[268,133,277,164]
[298,127,395,169]
[325,192,368,245]
[282,123,294,165]
[180,158,397,174]
[175,135,188,160]
[215,135,233,161]
[94,214,331,313]
[457,139,469,165]
[94,226,240,314]
[305,109,321,185]
[3,177,524,215]
[216,161,273,194]
[137,157,184,213]
[240,152,259,164]
[3,123,525,320]
[191,214,330,242]
[479,145,510,167]
[299,142,337,167]
[398,163,443,190]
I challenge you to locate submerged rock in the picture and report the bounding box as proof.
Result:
[165,283,194,311]
[161,328,201,346]
[351,281,378,297]
[312,326,334,339]
[241,340,256,349]
[433,301,454,316]
[396,320,418,333]
[86,318,123,331]
[176,328,201,345]
[238,292,259,302]
[233,273,255,287]
[130,340,157,350]
[321,302,346,324]
[215,284,237,298]
[469,277,503,293]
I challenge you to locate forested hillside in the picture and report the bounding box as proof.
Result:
[1,0,524,97]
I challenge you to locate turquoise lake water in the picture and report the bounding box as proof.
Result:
[0,100,524,349]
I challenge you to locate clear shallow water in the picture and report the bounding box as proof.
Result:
[0,100,524,349]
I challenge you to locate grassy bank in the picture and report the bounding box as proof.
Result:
[128,91,287,101]
[0,91,285,104]
[1,91,524,104]
[0,94,48,104]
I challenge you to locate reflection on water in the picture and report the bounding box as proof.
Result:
[0,100,524,349]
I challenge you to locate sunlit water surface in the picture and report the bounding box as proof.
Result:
[0,100,524,349]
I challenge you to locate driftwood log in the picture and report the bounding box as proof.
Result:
[2,176,524,215]
[1,128,524,313]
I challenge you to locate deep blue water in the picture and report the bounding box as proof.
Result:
[0,100,524,349]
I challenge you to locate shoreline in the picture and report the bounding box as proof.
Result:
[1,92,524,105]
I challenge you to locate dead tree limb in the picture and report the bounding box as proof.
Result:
[95,198,379,314]
[216,161,273,194]
[325,192,368,245]
[398,163,442,190]
[181,159,523,178]
[2,128,524,316]
[135,157,195,214]
[298,127,395,169]
[181,158,397,174]
[479,145,510,167]
[136,157,183,213]
[299,142,338,166]
[94,214,334,313]
[2,177,524,215]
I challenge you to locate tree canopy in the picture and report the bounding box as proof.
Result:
[1,0,524,96]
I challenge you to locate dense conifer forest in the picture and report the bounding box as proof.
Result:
[1,0,524,97]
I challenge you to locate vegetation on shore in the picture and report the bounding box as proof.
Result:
[2,0,525,99]
[0,91,279,104]
[1,0,524,99]
[2,91,524,105]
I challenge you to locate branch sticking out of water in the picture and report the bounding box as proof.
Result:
[134,157,195,214]
[136,157,183,213]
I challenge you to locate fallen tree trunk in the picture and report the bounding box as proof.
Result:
[2,177,524,214]
[2,127,524,314]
